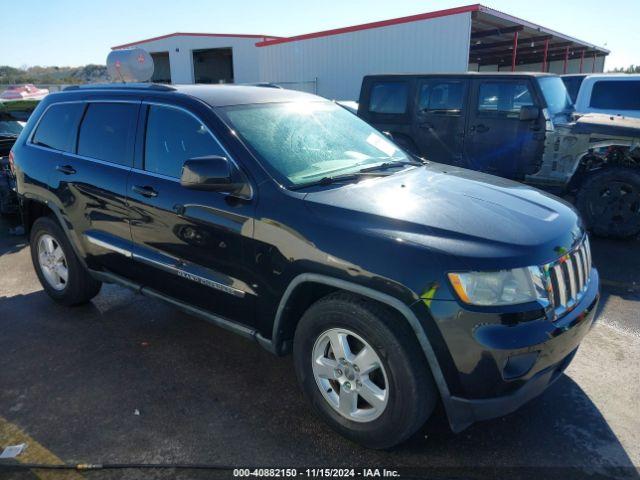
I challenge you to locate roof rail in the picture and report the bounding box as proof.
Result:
[63,83,176,92]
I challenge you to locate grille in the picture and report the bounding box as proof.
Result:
[546,237,592,316]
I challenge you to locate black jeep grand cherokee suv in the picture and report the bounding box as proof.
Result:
[12,83,599,448]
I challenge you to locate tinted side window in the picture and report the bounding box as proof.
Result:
[144,105,225,178]
[369,82,409,114]
[477,81,534,117]
[590,81,640,110]
[418,81,465,114]
[78,103,137,166]
[32,103,84,152]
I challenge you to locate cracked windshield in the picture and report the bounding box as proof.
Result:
[223,101,411,186]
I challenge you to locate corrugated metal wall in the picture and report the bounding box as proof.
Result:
[258,12,472,100]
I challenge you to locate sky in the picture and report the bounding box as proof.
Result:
[1,0,638,70]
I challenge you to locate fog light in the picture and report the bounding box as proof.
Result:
[503,352,539,380]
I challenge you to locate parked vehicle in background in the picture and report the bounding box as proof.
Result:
[565,74,640,119]
[358,73,640,238]
[12,83,599,448]
[561,74,587,104]
[0,84,49,101]
[0,99,39,214]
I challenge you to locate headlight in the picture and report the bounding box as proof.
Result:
[448,266,548,306]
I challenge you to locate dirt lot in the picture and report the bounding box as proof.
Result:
[0,214,638,480]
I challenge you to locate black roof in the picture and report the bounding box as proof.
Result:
[173,84,319,107]
[63,83,321,107]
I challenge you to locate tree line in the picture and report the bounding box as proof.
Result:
[0,65,108,85]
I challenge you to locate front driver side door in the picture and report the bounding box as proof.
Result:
[127,103,257,327]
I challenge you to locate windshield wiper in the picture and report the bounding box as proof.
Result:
[358,160,422,173]
[0,133,19,138]
[290,171,391,190]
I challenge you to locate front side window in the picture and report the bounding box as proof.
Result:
[538,76,573,116]
[144,105,225,178]
[477,81,534,117]
[78,103,137,166]
[369,82,409,114]
[31,103,84,152]
[590,81,640,110]
[418,81,465,114]
[221,101,411,187]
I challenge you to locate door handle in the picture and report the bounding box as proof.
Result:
[419,122,434,130]
[474,124,490,133]
[132,185,158,198]
[55,164,76,175]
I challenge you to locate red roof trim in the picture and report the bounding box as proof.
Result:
[112,32,281,50]
[255,4,481,47]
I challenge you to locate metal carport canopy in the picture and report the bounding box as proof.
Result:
[470,5,609,72]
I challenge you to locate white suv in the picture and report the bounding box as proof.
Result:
[563,74,640,119]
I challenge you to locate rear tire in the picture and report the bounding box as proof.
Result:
[576,167,640,239]
[293,292,438,449]
[30,216,102,305]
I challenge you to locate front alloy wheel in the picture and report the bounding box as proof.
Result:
[312,328,389,422]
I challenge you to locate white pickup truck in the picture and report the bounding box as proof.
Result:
[563,74,640,119]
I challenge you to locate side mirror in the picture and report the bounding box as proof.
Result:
[519,105,540,121]
[180,156,245,194]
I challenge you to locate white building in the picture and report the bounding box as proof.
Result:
[112,4,609,100]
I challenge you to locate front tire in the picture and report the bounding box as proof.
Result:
[576,167,640,239]
[293,292,438,449]
[30,216,102,305]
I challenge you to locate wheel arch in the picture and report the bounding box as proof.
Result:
[21,194,88,268]
[266,273,454,422]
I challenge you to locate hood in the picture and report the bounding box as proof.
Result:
[303,164,584,268]
[571,113,640,138]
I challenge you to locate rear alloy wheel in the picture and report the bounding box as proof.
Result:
[576,167,640,239]
[30,216,102,305]
[293,292,438,449]
[37,234,69,291]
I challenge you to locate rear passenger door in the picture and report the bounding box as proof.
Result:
[464,79,542,179]
[126,102,256,326]
[33,100,139,277]
[412,78,468,165]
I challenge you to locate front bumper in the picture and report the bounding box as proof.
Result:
[422,268,599,433]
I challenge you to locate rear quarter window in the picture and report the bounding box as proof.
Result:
[31,103,84,152]
[369,82,409,114]
[77,103,138,166]
[590,81,640,110]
